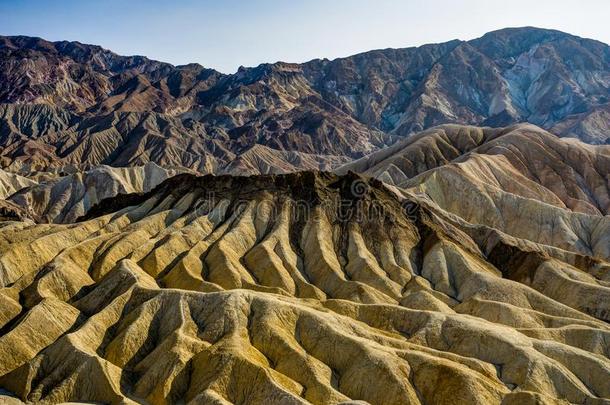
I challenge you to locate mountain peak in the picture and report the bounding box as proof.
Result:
[0,27,608,176]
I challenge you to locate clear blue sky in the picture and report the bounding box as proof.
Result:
[1,0,608,73]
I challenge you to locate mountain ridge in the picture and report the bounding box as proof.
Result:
[0,25,609,405]
[4,26,607,73]
[0,26,608,176]
[0,169,608,404]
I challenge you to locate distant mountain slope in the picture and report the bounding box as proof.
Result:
[0,169,34,199]
[341,123,610,262]
[303,27,610,138]
[0,104,358,174]
[7,162,187,223]
[341,123,610,214]
[0,27,608,175]
[0,35,218,114]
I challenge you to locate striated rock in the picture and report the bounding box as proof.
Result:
[550,104,610,145]
[0,27,608,177]
[7,162,188,223]
[0,170,35,199]
[0,172,608,404]
[343,124,610,270]
[219,144,351,175]
[0,103,363,175]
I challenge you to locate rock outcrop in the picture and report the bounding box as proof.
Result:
[0,172,608,404]
[7,163,187,223]
[0,170,35,199]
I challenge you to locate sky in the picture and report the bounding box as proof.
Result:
[1,0,609,73]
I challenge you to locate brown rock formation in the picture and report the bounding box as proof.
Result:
[0,27,608,177]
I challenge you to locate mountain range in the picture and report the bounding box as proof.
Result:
[0,27,608,175]
[0,26,609,405]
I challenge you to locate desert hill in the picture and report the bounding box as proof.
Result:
[340,123,610,214]
[0,170,608,404]
[6,162,187,223]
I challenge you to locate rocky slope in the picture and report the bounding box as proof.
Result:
[341,124,610,263]
[6,121,608,228]
[341,123,610,212]
[6,162,188,223]
[0,170,35,199]
[0,35,202,113]
[0,171,608,404]
[0,103,357,175]
[0,27,608,175]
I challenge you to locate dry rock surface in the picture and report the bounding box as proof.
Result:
[0,27,608,177]
[0,27,608,403]
[343,123,610,272]
[6,162,189,224]
[0,168,608,404]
